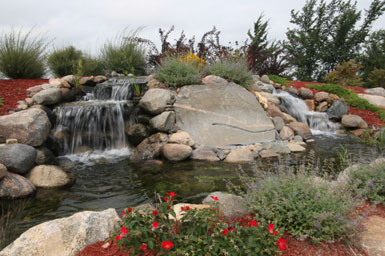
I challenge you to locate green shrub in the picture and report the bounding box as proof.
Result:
[325,60,363,86]
[268,74,290,86]
[48,46,82,77]
[155,56,202,87]
[0,29,49,78]
[0,97,2,106]
[205,59,253,88]
[241,171,359,244]
[82,55,104,76]
[100,30,147,75]
[367,68,385,88]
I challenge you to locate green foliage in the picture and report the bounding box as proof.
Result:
[367,68,385,88]
[155,56,202,87]
[81,55,104,76]
[205,59,253,88]
[268,74,290,86]
[72,59,83,88]
[0,98,2,106]
[100,30,147,75]
[48,46,82,77]
[0,29,49,78]
[286,0,385,82]
[113,194,284,255]
[241,171,359,244]
[346,163,385,205]
[325,60,363,86]
[360,128,385,152]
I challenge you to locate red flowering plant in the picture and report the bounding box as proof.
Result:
[111,193,286,255]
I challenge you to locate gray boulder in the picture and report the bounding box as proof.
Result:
[190,146,219,161]
[341,114,368,129]
[365,87,385,97]
[162,144,192,161]
[0,172,36,199]
[260,75,271,84]
[149,111,176,132]
[358,94,385,109]
[299,87,313,99]
[0,108,51,146]
[27,165,74,188]
[265,142,291,154]
[314,92,329,102]
[168,130,195,146]
[289,122,312,140]
[32,88,62,105]
[125,123,151,146]
[280,126,294,141]
[327,100,349,121]
[0,144,36,174]
[130,133,168,161]
[174,83,275,147]
[0,209,119,256]
[139,89,172,115]
[224,148,254,163]
[272,117,285,132]
[202,192,249,218]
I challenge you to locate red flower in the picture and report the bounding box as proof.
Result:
[229,227,235,232]
[277,237,287,251]
[128,208,132,212]
[152,210,158,216]
[249,220,258,227]
[152,221,159,230]
[161,241,174,250]
[120,226,129,235]
[167,192,176,197]
[185,206,190,210]
[210,196,219,201]
[222,229,228,235]
[213,208,217,211]
[140,243,147,250]
[268,224,278,235]
[115,234,123,241]
[164,196,169,202]
[181,206,190,211]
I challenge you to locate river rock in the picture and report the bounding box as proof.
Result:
[61,88,76,102]
[27,165,73,188]
[259,149,279,158]
[289,122,312,140]
[0,208,119,256]
[260,75,271,84]
[280,126,294,141]
[190,146,220,161]
[272,116,285,131]
[0,163,6,180]
[293,135,303,143]
[285,87,298,96]
[0,172,36,199]
[61,75,75,85]
[0,108,51,146]
[327,100,349,121]
[49,78,65,88]
[32,88,62,105]
[130,133,169,161]
[287,142,306,152]
[224,148,253,163]
[162,144,192,161]
[174,83,275,146]
[202,192,249,218]
[360,216,385,256]
[0,144,36,174]
[35,147,56,165]
[149,111,175,132]
[260,92,280,105]
[265,142,291,154]
[139,89,172,115]
[93,75,107,84]
[314,92,329,102]
[80,76,95,86]
[299,87,313,99]
[365,87,385,97]
[341,114,368,129]
[27,85,43,97]
[147,77,167,89]
[168,130,195,146]
[305,99,315,111]
[267,103,293,123]
[358,94,385,109]
[316,101,328,112]
[202,75,228,85]
[125,123,151,146]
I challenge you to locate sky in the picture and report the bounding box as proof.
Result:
[0,0,384,55]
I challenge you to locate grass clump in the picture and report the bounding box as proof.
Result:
[241,170,359,244]
[0,98,2,106]
[268,74,290,86]
[205,59,253,88]
[0,29,49,78]
[155,56,202,87]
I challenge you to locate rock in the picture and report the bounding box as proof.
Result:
[174,83,275,146]
[260,92,280,105]
[285,87,298,96]
[369,158,385,168]
[358,94,385,109]
[282,113,297,123]
[172,203,211,221]
[57,157,76,170]
[30,104,56,126]
[130,133,169,161]
[341,114,368,129]
[61,75,75,86]
[252,75,260,82]
[328,93,339,103]
[0,108,51,146]
[0,144,36,174]
[293,135,303,143]
[137,114,152,124]
[336,164,360,186]
[266,103,295,123]
[147,78,167,89]
[27,85,43,97]
[280,126,294,141]
[202,75,228,85]
[35,147,56,165]
[125,123,151,146]
[80,76,96,86]
[248,82,262,92]
[316,101,328,112]
[305,99,315,111]
[0,209,119,256]
[93,75,107,84]
[224,148,253,163]
[360,216,385,256]
[314,92,329,102]
[27,165,73,188]
[49,78,65,88]
[139,89,172,115]
[6,139,18,144]
[162,143,192,161]
[0,172,36,199]
[289,122,312,140]
[0,163,6,180]
[16,104,28,110]
[299,87,313,99]
[32,88,63,105]
[259,149,279,158]
[149,111,176,132]
[265,142,291,154]
[168,130,195,146]
[287,142,306,152]
[365,87,385,97]
[351,128,366,137]
[202,192,249,218]
[25,97,34,106]
[260,83,275,93]
[260,75,271,84]
[190,146,220,161]
[327,100,349,121]
[272,116,285,132]
[61,88,76,102]
[41,83,53,89]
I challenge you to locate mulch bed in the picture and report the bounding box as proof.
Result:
[0,79,48,115]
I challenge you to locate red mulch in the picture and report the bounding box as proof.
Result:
[0,79,48,115]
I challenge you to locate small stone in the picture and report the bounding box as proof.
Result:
[259,149,279,158]
[342,114,368,129]
[27,165,74,188]
[6,139,18,144]
[273,117,285,132]
[25,98,34,106]
[0,163,7,180]
[351,128,366,137]
[305,99,315,111]
[293,135,303,143]
[260,75,271,84]
[168,130,195,147]
[202,75,228,85]
[16,104,28,110]
[306,139,315,143]
[280,126,294,141]
[287,142,306,152]
[224,148,253,163]
[299,87,313,99]
[150,111,176,132]
[314,92,329,102]
[289,122,312,140]
[162,144,192,162]
[316,101,328,112]
[0,172,36,199]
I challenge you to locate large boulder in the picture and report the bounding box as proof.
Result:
[327,100,349,121]
[314,92,329,102]
[32,88,62,105]
[0,209,119,256]
[0,108,51,146]
[130,133,168,161]
[174,83,275,147]
[341,114,368,129]
[360,216,385,256]
[0,144,36,174]
[162,144,192,162]
[289,122,312,140]
[149,111,176,132]
[358,94,385,109]
[0,172,36,199]
[125,123,151,146]
[138,89,172,115]
[27,165,74,188]
[299,87,313,99]
[202,192,249,218]
[224,148,253,163]
[168,130,195,146]
[190,146,220,161]
[365,87,385,97]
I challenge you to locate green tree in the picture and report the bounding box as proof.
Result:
[286,0,385,82]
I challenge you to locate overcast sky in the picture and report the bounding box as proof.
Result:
[1,0,384,55]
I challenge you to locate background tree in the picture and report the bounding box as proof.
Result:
[286,0,385,82]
